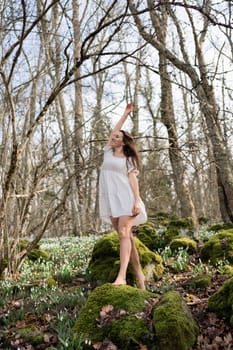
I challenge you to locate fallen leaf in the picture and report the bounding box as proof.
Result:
[224,332,233,345]
[100,305,114,318]
[214,335,222,344]
[15,320,26,328]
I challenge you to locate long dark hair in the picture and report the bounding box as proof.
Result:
[120,130,140,170]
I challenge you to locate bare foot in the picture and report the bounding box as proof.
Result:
[112,278,126,286]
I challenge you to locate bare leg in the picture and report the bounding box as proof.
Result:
[111,216,134,286]
[130,234,146,289]
[111,217,145,289]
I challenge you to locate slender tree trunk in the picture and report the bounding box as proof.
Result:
[159,51,198,224]
[143,1,198,224]
[72,0,85,232]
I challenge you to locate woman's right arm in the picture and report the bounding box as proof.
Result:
[105,103,133,147]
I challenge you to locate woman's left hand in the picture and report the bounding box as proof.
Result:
[132,201,140,216]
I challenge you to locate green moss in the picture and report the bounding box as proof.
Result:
[168,217,194,230]
[163,218,193,243]
[28,248,50,261]
[19,240,50,261]
[47,277,57,288]
[208,277,233,324]
[170,237,197,253]
[189,274,212,289]
[222,265,233,276]
[150,212,179,227]
[200,229,233,264]
[208,222,233,232]
[107,316,149,349]
[19,240,39,250]
[17,325,43,345]
[135,222,161,251]
[198,217,209,225]
[137,215,195,249]
[153,291,199,350]
[73,283,156,347]
[87,232,164,286]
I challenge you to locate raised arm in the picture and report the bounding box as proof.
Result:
[105,103,133,147]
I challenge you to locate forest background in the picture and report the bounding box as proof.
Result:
[0,0,233,277]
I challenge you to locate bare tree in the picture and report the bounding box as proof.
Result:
[129,0,233,223]
[0,0,143,276]
[129,0,198,226]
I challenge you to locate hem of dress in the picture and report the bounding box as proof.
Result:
[101,213,147,226]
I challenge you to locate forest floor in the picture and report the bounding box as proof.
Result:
[157,270,233,350]
[0,236,233,350]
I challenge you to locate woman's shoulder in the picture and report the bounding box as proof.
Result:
[104,145,112,152]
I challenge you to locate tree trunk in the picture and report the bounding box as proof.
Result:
[139,1,198,224]
[129,0,233,222]
[72,0,85,232]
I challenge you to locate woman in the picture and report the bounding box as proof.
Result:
[99,102,147,289]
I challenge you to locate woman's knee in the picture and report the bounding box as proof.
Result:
[118,225,130,239]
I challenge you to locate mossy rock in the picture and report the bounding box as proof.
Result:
[170,237,197,253]
[17,325,44,345]
[153,291,199,350]
[184,274,212,290]
[73,283,157,349]
[27,248,50,261]
[134,221,162,251]
[208,277,233,325]
[141,215,194,249]
[207,222,233,232]
[159,218,194,247]
[198,216,209,225]
[167,217,194,236]
[87,232,164,287]
[19,240,50,261]
[200,229,233,264]
[168,217,194,230]
[149,212,179,227]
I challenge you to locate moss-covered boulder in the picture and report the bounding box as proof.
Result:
[183,274,212,290]
[170,237,197,253]
[134,221,161,251]
[87,232,164,287]
[153,291,199,350]
[149,212,179,227]
[19,240,50,261]
[208,277,233,325]
[207,222,233,233]
[73,284,198,350]
[17,325,44,345]
[200,229,233,264]
[137,214,195,249]
[164,217,194,243]
[198,216,209,225]
[73,283,157,349]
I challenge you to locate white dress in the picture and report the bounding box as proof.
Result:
[99,146,147,226]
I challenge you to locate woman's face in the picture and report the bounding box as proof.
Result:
[110,131,124,147]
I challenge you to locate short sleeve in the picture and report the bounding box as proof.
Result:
[127,158,139,176]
